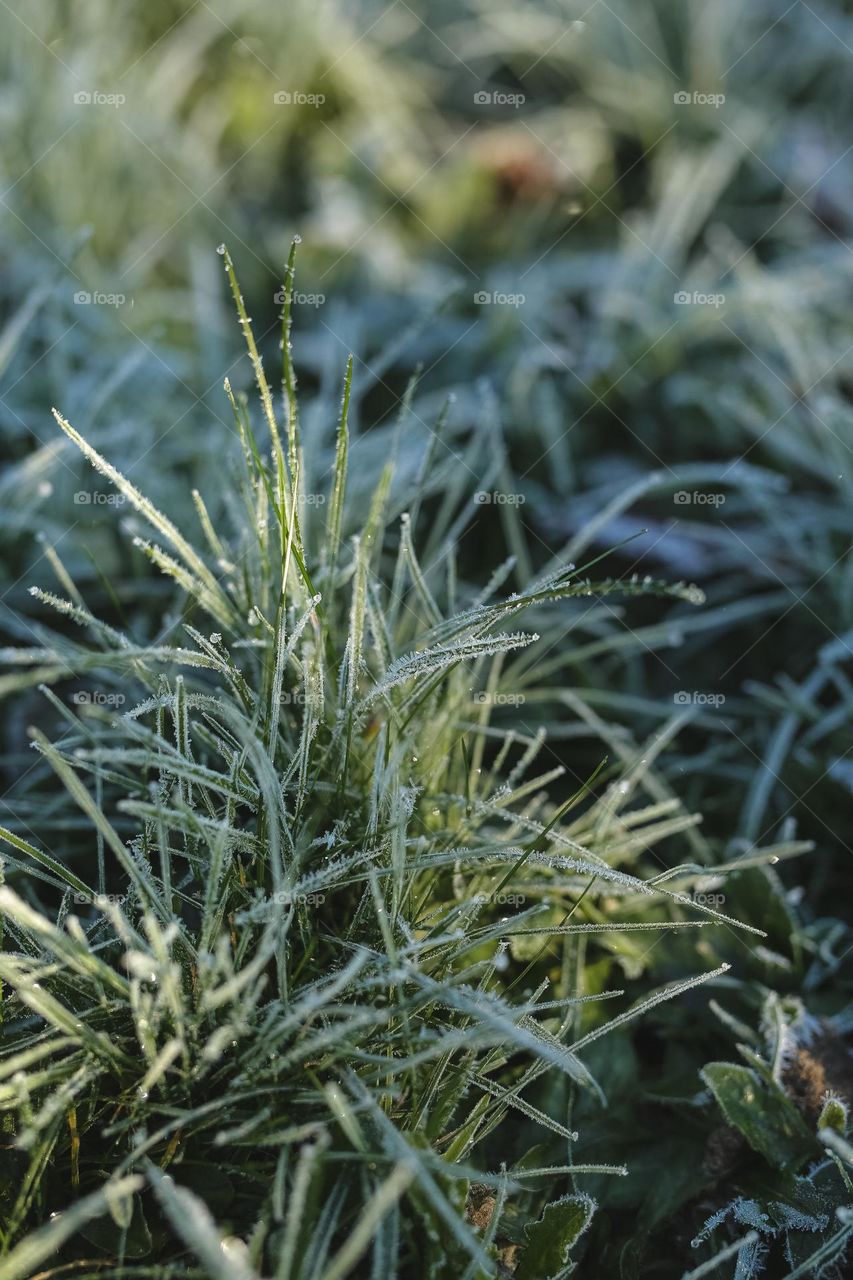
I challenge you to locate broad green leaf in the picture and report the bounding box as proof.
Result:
[516,1193,596,1280]
[80,1193,152,1257]
[701,1062,816,1171]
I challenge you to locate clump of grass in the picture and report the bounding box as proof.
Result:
[1,250,775,1280]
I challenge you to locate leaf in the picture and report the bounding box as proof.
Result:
[80,1193,152,1257]
[701,1062,816,1172]
[516,1193,596,1280]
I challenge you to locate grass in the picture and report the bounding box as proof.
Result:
[1,251,823,1279]
[1,2,853,1276]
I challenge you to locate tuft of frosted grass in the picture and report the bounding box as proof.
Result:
[0,253,764,1278]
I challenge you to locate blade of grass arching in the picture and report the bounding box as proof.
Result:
[502,1163,628,1179]
[0,824,93,901]
[572,963,731,1053]
[51,410,237,627]
[536,592,787,673]
[40,537,86,612]
[369,631,537,715]
[27,587,130,652]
